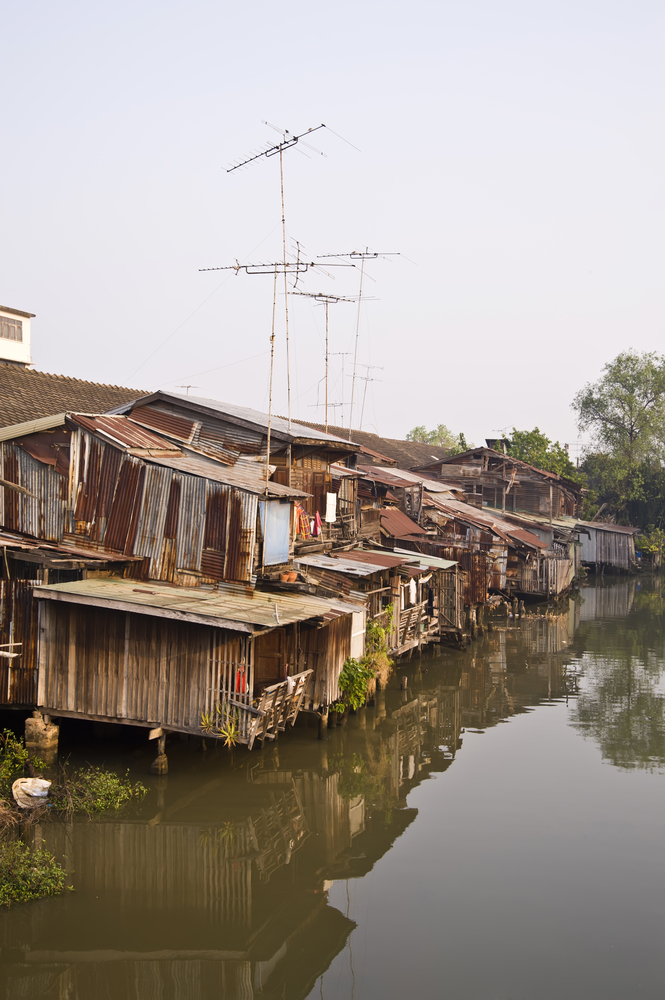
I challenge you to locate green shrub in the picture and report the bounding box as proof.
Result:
[0,840,68,907]
[50,766,147,817]
[0,730,31,800]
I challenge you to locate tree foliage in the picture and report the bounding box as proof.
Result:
[405,424,471,454]
[507,427,579,479]
[572,351,665,528]
[573,350,665,462]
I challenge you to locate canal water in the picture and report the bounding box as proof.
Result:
[2,576,664,999]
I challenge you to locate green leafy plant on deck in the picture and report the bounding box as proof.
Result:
[332,608,395,713]
[50,766,147,817]
[332,658,377,713]
[0,840,69,907]
[200,704,240,748]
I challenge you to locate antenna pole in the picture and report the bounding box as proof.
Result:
[325,298,329,433]
[279,145,292,430]
[266,265,278,494]
[348,253,366,440]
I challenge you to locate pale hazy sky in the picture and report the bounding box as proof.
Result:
[2,1,664,456]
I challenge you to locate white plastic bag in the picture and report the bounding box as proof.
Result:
[12,777,51,810]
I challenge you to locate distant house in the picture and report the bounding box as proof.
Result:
[577,522,638,573]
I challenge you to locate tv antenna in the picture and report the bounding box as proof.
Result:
[177,384,199,396]
[223,123,329,432]
[355,364,384,432]
[319,249,402,439]
[290,291,354,433]
[198,257,354,493]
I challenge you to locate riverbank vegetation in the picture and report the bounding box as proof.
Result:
[0,730,146,906]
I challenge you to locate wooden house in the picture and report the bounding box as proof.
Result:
[109,391,361,542]
[415,445,584,520]
[0,410,360,743]
[577,521,638,573]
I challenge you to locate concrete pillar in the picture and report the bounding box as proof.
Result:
[150,733,168,775]
[24,712,59,765]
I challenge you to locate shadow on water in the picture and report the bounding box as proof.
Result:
[1,576,665,998]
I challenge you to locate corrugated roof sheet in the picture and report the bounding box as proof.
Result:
[37,578,359,630]
[335,549,414,570]
[580,521,639,534]
[114,392,360,449]
[379,507,426,537]
[386,547,458,570]
[146,453,309,498]
[70,414,182,455]
[357,464,454,493]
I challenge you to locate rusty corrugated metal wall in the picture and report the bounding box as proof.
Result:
[0,579,40,705]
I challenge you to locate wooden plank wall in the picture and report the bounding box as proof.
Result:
[38,601,246,732]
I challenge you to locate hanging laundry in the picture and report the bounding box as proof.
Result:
[325,492,337,523]
[313,511,322,537]
[409,578,417,605]
[295,503,311,539]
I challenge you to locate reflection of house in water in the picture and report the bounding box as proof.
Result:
[578,576,637,621]
[0,765,358,1000]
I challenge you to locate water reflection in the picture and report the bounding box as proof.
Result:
[2,578,665,998]
[570,576,665,771]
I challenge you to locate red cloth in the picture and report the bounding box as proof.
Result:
[313,511,322,537]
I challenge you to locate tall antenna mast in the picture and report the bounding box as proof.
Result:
[319,250,401,439]
[227,123,328,430]
[289,291,353,432]
[199,260,354,489]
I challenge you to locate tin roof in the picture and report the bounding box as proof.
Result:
[113,392,360,451]
[70,414,183,456]
[385,547,458,570]
[36,578,359,631]
[379,507,427,538]
[579,521,639,534]
[357,464,454,494]
[146,453,309,498]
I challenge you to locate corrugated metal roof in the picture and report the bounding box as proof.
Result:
[335,549,414,570]
[37,578,359,630]
[579,521,639,534]
[387,547,458,570]
[296,553,398,577]
[357,464,453,493]
[70,414,182,455]
[379,507,426,537]
[146,453,309,498]
[112,392,360,449]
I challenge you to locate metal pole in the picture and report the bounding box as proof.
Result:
[266,266,278,494]
[348,254,366,440]
[325,299,329,433]
[279,145,292,430]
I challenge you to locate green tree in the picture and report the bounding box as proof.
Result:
[572,350,665,462]
[405,424,471,453]
[508,427,579,479]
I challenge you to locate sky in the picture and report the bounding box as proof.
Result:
[2,1,664,457]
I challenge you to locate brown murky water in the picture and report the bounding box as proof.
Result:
[2,576,664,999]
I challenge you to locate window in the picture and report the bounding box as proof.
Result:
[0,315,22,342]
